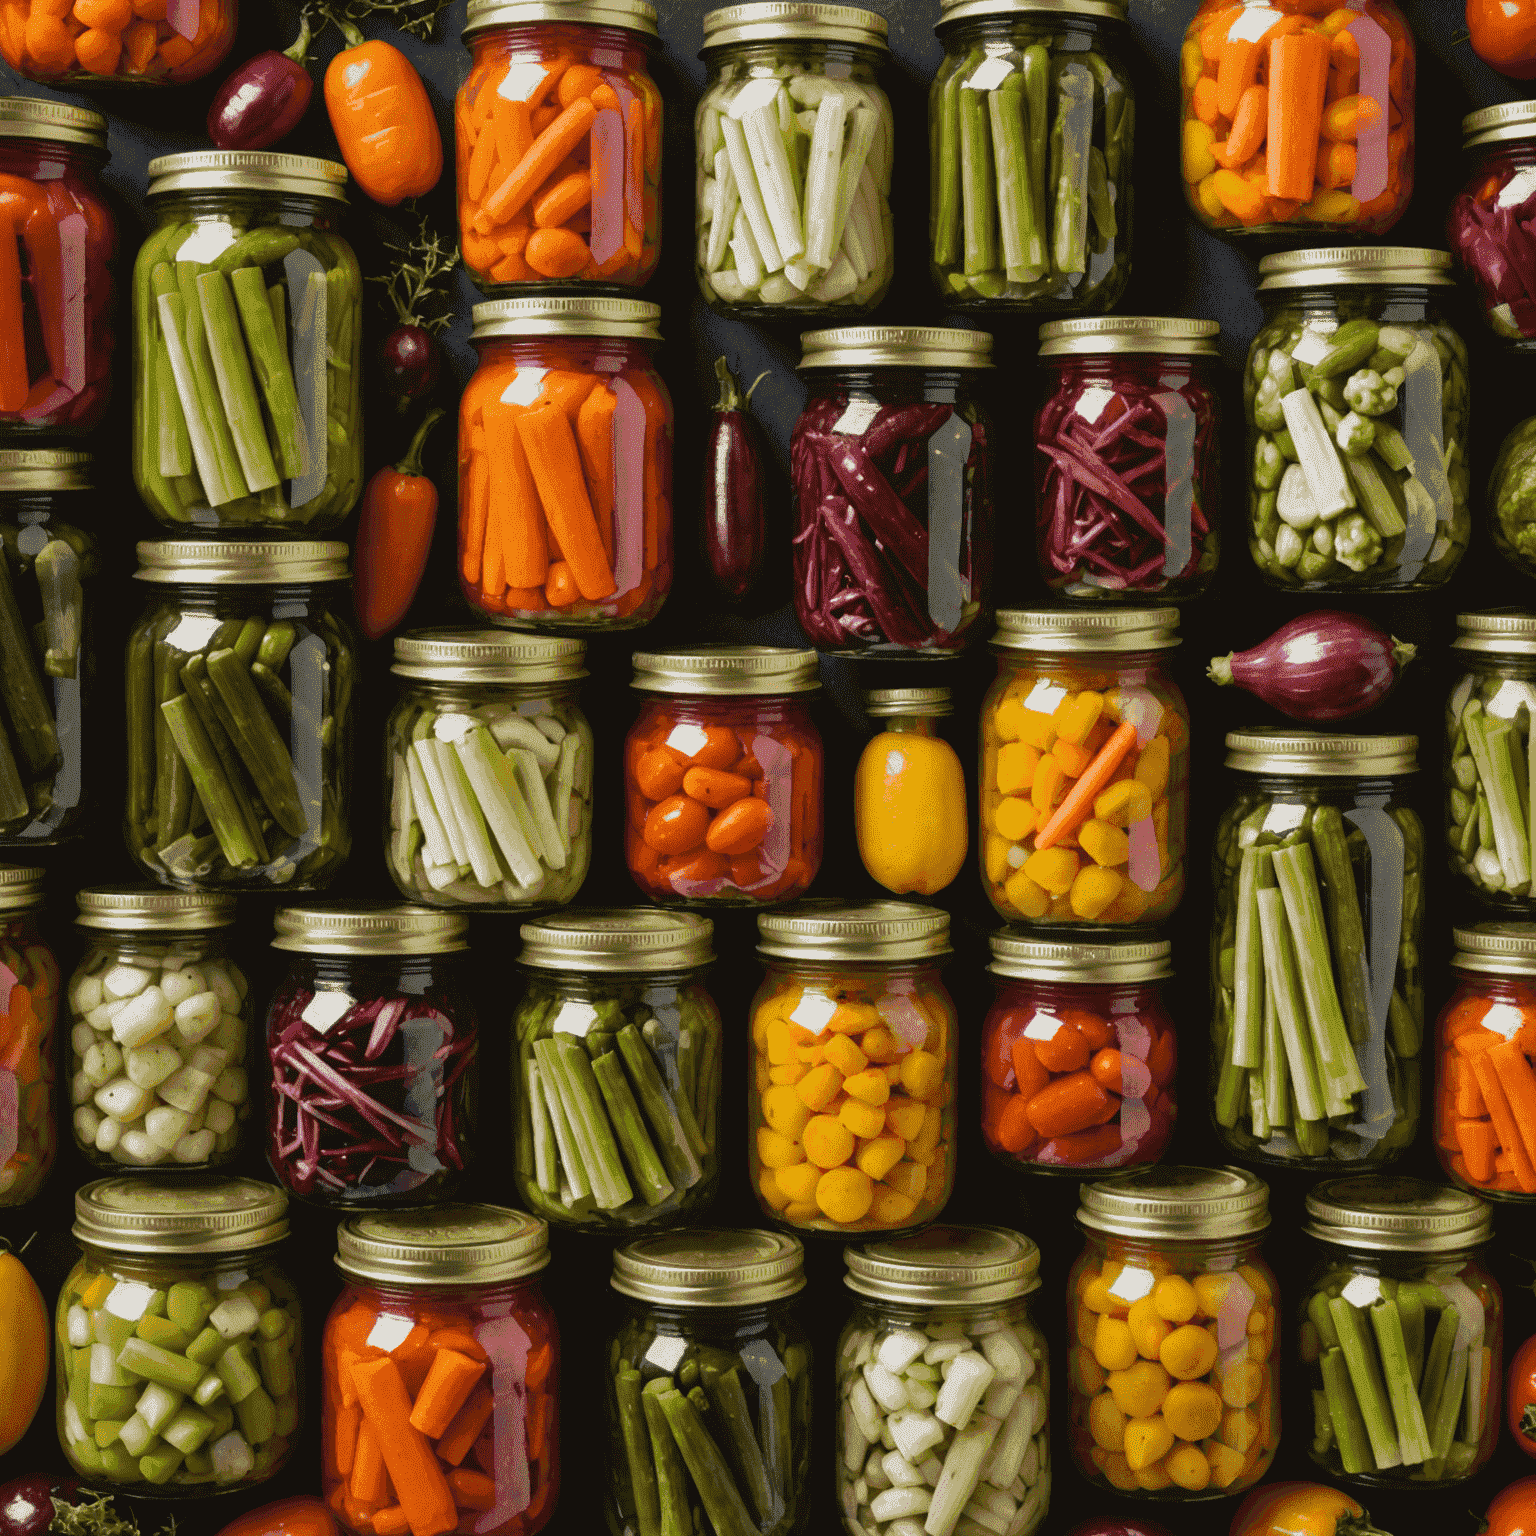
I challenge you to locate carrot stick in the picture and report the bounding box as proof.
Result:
[0,214,26,413]
[515,403,616,600]
[1470,1051,1536,1193]
[538,369,597,418]
[408,1348,485,1440]
[352,1356,458,1536]
[447,1468,497,1511]
[526,55,570,109]
[1456,1118,1499,1185]
[1226,83,1267,165]
[466,116,498,203]
[493,96,534,179]
[350,1417,393,1509]
[545,559,578,608]
[1034,721,1140,849]
[558,62,603,105]
[426,1328,489,1363]
[483,398,548,589]
[1489,1037,1536,1173]
[1216,34,1261,119]
[460,450,491,587]
[479,97,597,229]
[1192,75,1220,124]
[436,1383,494,1467]
[532,168,591,229]
[374,1510,410,1536]
[1267,31,1331,201]
[334,1400,362,1478]
[576,383,616,566]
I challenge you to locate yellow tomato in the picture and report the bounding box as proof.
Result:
[854,728,967,895]
[0,1247,47,1454]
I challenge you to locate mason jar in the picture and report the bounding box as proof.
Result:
[1068,1167,1279,1498]
[1036,319,1220,601]
[1245,247,1468,592]
[458,0,661,290]
[979,608,1187,925]
[1490,421,1536,582]
[1212,730,1422,1167]
[265,905,476,1209]
[1,0,236,83]
[1449,102,1536,346]
[931,0,1133,313]
[696,3,893,316]
[1180,0,1413,237]
[323,1206,558,1536]
[133,152,362,532]
[625,647,823,905]
[68,888,251,1173]
[0,866,58,1207]
[125,539,355,892]
[0,100,114,435]
[55,1176,300,1492]
[1300,1176,1500,1487]
[983,930,1175,1176]
[513,909,720,1231]
[606,1229,810,1536]
[838,1225,1050,1536]
[750,902,956,1236]
[0,449,97,848]
[459,297,673,631]
[385,630,594,910]
[792,326,993,654]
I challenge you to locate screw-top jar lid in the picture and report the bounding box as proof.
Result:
[1453,610,1536,657]
[135,539,349,585]
[1304,1176,1493,1254]
[464,0,658,39]
[1078,1166,1270,1242]
[75,1177,289,1255]
[992,607,1180,654]
[845,1225,1041,1304]
[0,96,107,150]
[1038,317,1220,358]
[612,1229,805,1306]
[1463,101,1536,149]
[518,909,714,974]
[702,3,888,51]
[0,449,91,492]
[470,296,661,340]
[0,866,44,914]
[147,151,348,201]
[272,906,469,956]
[336,1205,549,1285]
[631,645,820,696]
[1224,729,1418,777]
[757,901,951,963]
[798,326,992,370]
[988,930,1172,984]
[864,687,952,719]
[1257,247,1455,290]
[939,0,1125,22]
[392,629,587,684]
[1452,923,1536,976]
[76,887,237,932]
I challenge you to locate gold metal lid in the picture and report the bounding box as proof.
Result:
[272,906,469,956]
[757,901,951,963]
[519,909,714,974]
[470,296,661,341]
[464,0,657,39]
[1257,247,1455,291]
[939,0,1125,22]
[392,629,587,684]
[0,448,90,492]
[336,1205,549,1285]
[1304,1176,1493,1254]
[799,326,991,370]
[135,539,349,585]
[864,687,952,719]
[1224,729,1418,777]
[0,866,44,914]
[612,1229,805,1306]
[76,887,236,932]
[988,930,1172,984]
[702,3,888,51]
[1464,101,1536,149]
[992,607,1180,654]
[0,97,107,150]
[631,646,820,696]
[1453,611,1536,657]
[845,1225,1042,1304]
[1039,317,1220,358]
[1078,1166,1270,1242]
[147,151,348,202]
[75,1177,289,1255]
[1452,923,1536,976]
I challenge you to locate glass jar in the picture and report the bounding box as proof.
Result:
[125,539,355,892]
[931,0,1133,313]
[323,1206,558,1536]
[68,888,251,1173]
[459,297,673,631]
[132,152,362,532]
[1036,319,1221,602]
[1449,104,1536,347]
[1245,247,1469,592]
[0,450,97,848]
[384,630,593,911]
[979,608,1188,926]
[1180,0,1413,237]
[838,1226,1050,1536]
[0,867,57,1207]
[696,3,893,316]
[1489,420,1536,581]
[458,0,661,291]
[1300,1176,1500,1487]
[1212,730,1422,1167]
[1068,1167,1278,1498]
[1,0,236,83]
[55,1176,300,1492]
[750,902,955,1236]
[266,906,476,1209]
[983,931,1175,1176]
[854,687,968,898]
[513,909,720,1231]
[792,326,993,655]
[625,647,823,905]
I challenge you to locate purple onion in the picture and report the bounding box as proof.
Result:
[379,324,441,412]
[207,14,315,152]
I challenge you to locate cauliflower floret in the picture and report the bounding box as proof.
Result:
[1342,369,1399,416]
[1335,411,1375,457]
[1334,512,1384,572]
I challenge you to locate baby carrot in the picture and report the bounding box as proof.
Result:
[0,215,27,412]
[1225,84,1267,166]
[1470,1052,1536,1194]
[1192,75,1220,124]
[407,1348,485,1440]
[479,97,596,229]
[1267,31,1331,201]
[1215,32,1261,120]
[1034,721,1139,850]
[483,398,548,590]
[492,97,534,178]
[533,169,592,229]
[1316,139,1356,189]
[545,559,578,608]
[1025,1071,1113,1138]
[1455,1118,1499,1185]
[525,226,591,278]
[576,383,617,566]
[994,1094,1035,1154]
[459,448,490,587]
[557,62,603,105]
[352,1356,457,1536]
[515,403,616,600]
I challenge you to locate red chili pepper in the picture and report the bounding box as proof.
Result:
[354,408,444,641]
[702,356,768,603]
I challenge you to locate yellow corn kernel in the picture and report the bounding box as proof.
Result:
[860,1027,901,1063]
[1052,737,1093,777]
[1163,1381,1223,1442]
[842,1068,892,1107]
[1135,736,1171,799]
[884,1161,926,1200]
[839,1098,886,1139]
[1304,189,1361,223]
[1053,690,1103,745]
[1180,36,1204,90]
[992,696,1026,741]
[1128,1296,1170,1362]
[1160,1324,1218,1382]
[815,1166,873,1224]
[994,797,1037,843]
[1166,1444,1211,1492]
[1071,865,1123,919]
[794,1062,843,1110]
[855,1135,904,1182]
[1218,1406,1259,1453]
[1031,755,1068,814]
[1196,170,1227,221]
[1093,1316,1138,1373]
[1220,1357,1264,1408]
[1089,1447,1139,1491]
[1003,868,1049,919]
[1182,118,1217,183]
[822,1035,867,1077]
[1193,1273,1231,1318]
[899,1049,942,1100]
[1152,1275,1198,1324]
[1134,1457,1174,1492]
[908,1105,942,1160]
[775,1161,820,1203]
[1106,1360,1171,1420]
[1088,1391,1126,1452]
[826,1001,880,1035]
[996,741,1041,795]
[884,1100,926,1140]
[1095,778,1153,827]
[1016,707,1057,749]
[1024,844,1078,895]
[762,1085,812,1140]
[984,834,1011,885]
[1123,1414,1175,1472]
[868,1184,918,1225]
[1204,1439,1247,1489]
[1079,818,1131,868]
[758,1167,791,1211]
[768,1062,808,1086]
[756,1126,801,1169]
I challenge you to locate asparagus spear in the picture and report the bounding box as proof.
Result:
[958,79,997,277]
[160,695,259,871]
[1256,885,1327,1125]
[1320,1346,1372,1474]
[1329,1297,1403,1470]
[1370,1297,1432,1464]
[701,1358,776,1523]
[988,77,1045,284]
[931,59,966,269]
[538,1035,632,1210]
[656,1389,758,1536]
[642,1379,690,1536]
[1050,62,1094,276]
[230,265,307,480]
[592,1051,674,1207]
[196,271,280,495]
[617,1364,662,1536]
[0,545,58,775]
[206,647,306,838]
[1232,844,1268,1069]
[617,1023,705,1185]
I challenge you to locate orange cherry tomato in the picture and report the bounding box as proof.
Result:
[665,848,730,885]
[634,746,685,801]
[642,794,709,854]
[216,1497,340,1536]
[682,766,752,808]
[683,726,741,769]
[1228,1481,1390,1536]
[1031,1018,1090,1074]
[1090,1048,1125,1093]
[705,796,774,855]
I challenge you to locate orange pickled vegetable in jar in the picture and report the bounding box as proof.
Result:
[1,0,236,84]
[0,867,57,1207]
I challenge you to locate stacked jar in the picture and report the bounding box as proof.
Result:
[0,866,57,1207]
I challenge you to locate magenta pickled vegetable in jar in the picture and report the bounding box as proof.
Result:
[1036,317,1221,602]
[790,326,993,655]
[265,906,477,1209]
[1450,103,1536,348]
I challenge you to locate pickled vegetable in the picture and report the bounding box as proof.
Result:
[1,0,236,83]
[0,913,57,1206]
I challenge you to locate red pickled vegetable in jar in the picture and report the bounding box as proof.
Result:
[1449,103,1536,347]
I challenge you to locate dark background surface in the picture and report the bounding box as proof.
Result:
[3,1,1536,1533]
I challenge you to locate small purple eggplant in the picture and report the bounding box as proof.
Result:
[207,11,315,152]
[379,323,440,413]
[703,355,769,603]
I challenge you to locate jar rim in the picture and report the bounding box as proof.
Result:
[1038,317,1220,357]
[992,607,1180,653]
[1078,1165,1270,1241]
[1224,728,1418,777]
[0,95,107,150]
[988,929,1171,983]
[75,1176,289,1254]
[470,296,661,341]
[337,1205,549,1285]
[1451,922,1536,976]
[392,629,587,684]
[135,539,349,585]
[937,0,1127,22]
[0,447,91,492]
[864,687,952,719]
[1304,1176,1492,1253]
[611,1228,805,1306]
[844,1224,1042,1304]
[272,904,470,956]
[798,326,992,370]
[463,0,658,40]
[147,150,348,203]
[631,645,821,696]
[518,908,714,973]
[702,3,888,52]
[1257,247,1455,291]
[77,887,237,932]
[1453,610,1536,657]
[1463,101,1536,149]
[757,900,951,962]
[0,865,44,914]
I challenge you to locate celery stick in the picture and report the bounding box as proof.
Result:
[830,104,877,267]
[403,748,453,872]
[510,747,563,869]
[1466,706,1531,888]
[1426,1334,1469,1462]
[932,64,964,269]
[431,738,501,889]
[1370,1298,1432,1464]
[156,293,240,508]
[740,100,804,262]
[988,80,1045,283]
[290,266,329,509]
[720,113,784,274]
[231,266,307,480]
[552,734,580,858]
[593,1051,674,1207]
[1256,886,1326,1124]
[1050,62,1094,277]
[453,727,542,886]
[1321,1347,1371,1475]
[1329,1297,1402,1470]
[1247,1070,1270,1141]
[728,209,765,292]
[706,147,738,273]
[958,81,997,277]
[525,1057,559,1198]
[1232,845,1268,1068]
[802,92,846,270]
[1345,452,1407,537]
[176,264,248,502]
[1262,984,1291,1129]
[536,1048,591,1203]
[195,272,279,494]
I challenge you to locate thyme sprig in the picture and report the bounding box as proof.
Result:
[369,217,459,333]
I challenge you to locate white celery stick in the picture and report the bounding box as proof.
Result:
[412,738,469,871]
[486,712,560,766]
[454,727,543,885]
[511,747,564,868]
[830,106,878,262]
[730,209,765,292]
[741,102,805,261]
[803,92,848,269]
[720,113,783,273]
[432,739,502,889]
[706,147,738,272]
[552,735,581,858]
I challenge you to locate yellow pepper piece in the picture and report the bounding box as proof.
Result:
[1024,844,1078,895]
[1094,778,1153,827]
[822,1035,867,1077]
[1163,1381,1223,1442]
[884,1100,926,1140]
[899,1049,942,1100]
[868,1184,917,1226]
[1079,818,1131,868]
[984,834,1011,884]
[1053,690,1103,745]
[992,696,1025,741]
[855,1135,905,1182]
[1123,1414,1174,1473]
[1160,1324,1218,1381]
[1182,118,1217,183]
[1106,1360,1171,1420]
[994,796,1037,843]
[842,1068,892,1107]
[1030,754,1067,814]
[1071,865,1123,919]
[1196,170,1227,221]
[762,1084,812,1140]
[1002,868,1048,919]
[1089,1391,1126,1452]
[1093,1316,1138,1372]
[756,1126,801,1169]
[1193,1273,1232,1318]
[1128,1296,1170,1362]
[855,727,969,896]
[1152,1275,1198,1324]
[757,1167,791,1211]
[908,1105,942,1161]
[802,1114,855,1169]
[768,1062,807,1086]
[826,1001,880,1035]
[794,1062,843,1110]
[766,1019,805,1064]
[996,741,1041,796]
[1166,1443,1211,1492]
[1304,190,1361,223]
[883,1161,926,1201]
[815,1166,873,1224]
[1135,736,1171,799]
[839,1100,887,1143]
[1016,707,1056,749]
